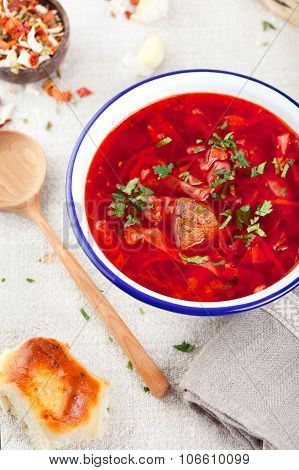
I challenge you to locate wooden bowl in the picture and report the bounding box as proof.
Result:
[0,0,70,84]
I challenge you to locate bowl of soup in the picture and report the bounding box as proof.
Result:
[66,70,299,316]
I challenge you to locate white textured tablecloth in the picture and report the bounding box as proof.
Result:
[0,0,298,450]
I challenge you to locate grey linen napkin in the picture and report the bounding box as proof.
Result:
[180,293,299,450]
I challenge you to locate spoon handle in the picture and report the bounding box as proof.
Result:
[25,204,171,399]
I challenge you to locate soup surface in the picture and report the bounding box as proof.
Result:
[85,93,299,302]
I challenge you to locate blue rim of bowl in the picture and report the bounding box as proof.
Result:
[66,69,299,316]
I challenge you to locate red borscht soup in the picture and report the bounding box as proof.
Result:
[85,93,299,302]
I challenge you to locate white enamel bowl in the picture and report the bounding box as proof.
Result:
[66,70,299,316]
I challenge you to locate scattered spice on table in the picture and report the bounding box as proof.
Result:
[0,0,65,74]
[127,360,133,370]
[43,79,72,102]
[262,20,277,31]
[45,120,53,131]
[0,103,14,127]
[26,277,34,283]
[39,251,56,264]
[106,0,169,23]
[143,386,150,393]
[80,308,90,321]
[173,341,194,353]
[77,87,93,98]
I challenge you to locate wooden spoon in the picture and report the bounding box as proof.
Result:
[262,0,299,26]
[0,131,171,399]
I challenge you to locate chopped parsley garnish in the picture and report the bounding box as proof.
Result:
[174,341,194,353]
[281,159,295,178]
[208,132,251,200]
[1,278,5,282]
[45,121,53,131]
[56,68,62,78]
[139,185,154,196]
[139,307,145,315]
[272,157,283,174]
[112,192,126,201]
[108,336,113,343]
[219,209,232,230]
[219,121,228,130]
[234,233,254,247]
[124,214,140,228]
[110,201,126,217]
[211,178,227,188]
[251,162,267,177]
[209,131,237,151]
[179,253,210,265]
[211,168,234,188]
[26,278,34,283]
[220,182,230,199]
[255,200,272,217]
[232,150,250,168]
[110,178,153,222]
[196,138,203,144]
[236,205,251,228]
[247,222,266,237]
[80,308,90,321]
[273,158,295,178]
[281,187,286,197]
[143,386,150,393]
[153,163,174,179]
[250,223,266,236]
[192,145,205,154]
[211,183,230,199]
[129,195,147,211]
[234,201,272,246]
[117,177,139,196]
[127,361,133,370]
[155,136,173,148]
[213,168,232,177]
[213,260,225,267]
[179,171,190,183]
[262,20,276,31]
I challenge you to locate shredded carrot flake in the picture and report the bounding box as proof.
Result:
[42,80,72,102]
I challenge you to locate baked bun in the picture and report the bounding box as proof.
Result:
[0,338,110,449]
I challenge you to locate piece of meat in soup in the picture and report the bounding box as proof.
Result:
[174,198,218,250]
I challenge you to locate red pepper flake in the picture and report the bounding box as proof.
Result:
[0,120,11,129]
[77,87,93,98]
[124,10,132,19]
[130,0,140,4]
[43,80,72,102]
[29,51,39,67]
[35,25,44,37]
